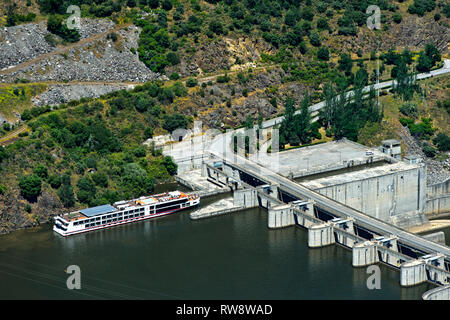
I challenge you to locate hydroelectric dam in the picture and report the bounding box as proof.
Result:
[200,152,450,298]
[161,123,450,299]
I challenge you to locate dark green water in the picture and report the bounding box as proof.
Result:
[0,185,434,300]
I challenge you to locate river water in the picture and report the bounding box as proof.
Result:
[0,183,435,300]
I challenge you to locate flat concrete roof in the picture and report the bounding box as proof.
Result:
[301,161,420,189]
[250,139,387,177]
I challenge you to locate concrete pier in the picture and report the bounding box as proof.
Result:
[400,260,427,287]
[422,284,450,300]
[400,254,447,287]
[190,188,258,220]
[176,169,230,198]
[352,241,378,267]
[268,204,295,229]
[308,222,334,248]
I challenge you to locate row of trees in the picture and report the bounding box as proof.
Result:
[278,94,320,147]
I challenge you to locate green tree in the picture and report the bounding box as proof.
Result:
[6,5,17,27]
[58,178,75,208]
[19,174,42,202]
[47,14,80,43]
[77,176,96,205]
[338,53,353,76]
[48,174,62,189]
[162,156,178,175]
[296,92,312,144]
[393,58,418,101]
[162,113,189,133]
[122,163,154,197]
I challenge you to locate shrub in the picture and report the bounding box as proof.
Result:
[186,78,198,87]
[166,52,180,65]
[433,133,450,152]
[309,32,321,47]
[169,72,180,80]
[399,103,418,118]
[216,74,231,83]
[392,13,402,23]
[422,143,436,158]
[107,32,118,42]
[408,0,436,16]
[317,46,330,61]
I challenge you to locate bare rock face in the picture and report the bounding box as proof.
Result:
[357,16,449,53]
[195,40,231,73]
[168,36,274,77]
[0,190,63,235]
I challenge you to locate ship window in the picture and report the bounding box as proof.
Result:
[118,217,123,221]
[112,213,117,217]
[96,222,101,226]
[140,212,144,216]
[96,217,101,221]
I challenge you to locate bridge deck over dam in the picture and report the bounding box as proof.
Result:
[207,151,450,261]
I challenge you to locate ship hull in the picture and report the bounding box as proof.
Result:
[53,201,199,237]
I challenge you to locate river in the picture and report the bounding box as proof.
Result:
[0,183,435,299]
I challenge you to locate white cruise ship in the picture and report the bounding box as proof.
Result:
[53,191,200,236]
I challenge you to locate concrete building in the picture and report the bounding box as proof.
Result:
[380,139,402,160]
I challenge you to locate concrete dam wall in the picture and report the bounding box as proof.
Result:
[310,166,428,228]
[425,178,450,216]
